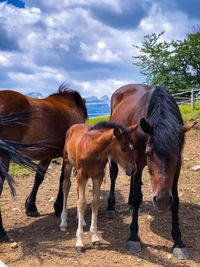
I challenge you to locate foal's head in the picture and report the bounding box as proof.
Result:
[91,121,138,176]
[110,123,138,176]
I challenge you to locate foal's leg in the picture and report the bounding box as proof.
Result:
[54,161,64,217]
[90,175,103,248]
[76,174,87,252]
[171,162,188,259]
[0,158,10,242]
[60,161,72,231]
[105,160,118,218]
[127,169,143,252]
[25,158,51,217]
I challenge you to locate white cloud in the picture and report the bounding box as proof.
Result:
[80,41,122,63]
[72,78,135,98]
[0,0,200,99]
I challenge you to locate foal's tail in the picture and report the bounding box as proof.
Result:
[0,139,46,196]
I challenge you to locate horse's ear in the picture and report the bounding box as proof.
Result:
[113,127,122,138]
[181,122,198,133]
[140,118,153,134]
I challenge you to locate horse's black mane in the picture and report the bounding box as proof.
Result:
[90,120,129,133]
[147,86,184,158]
[50,83,88,119]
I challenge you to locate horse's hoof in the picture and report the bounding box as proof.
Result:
[173,247,188,260]
[92,241,101,248]
[54,210,61,218]
[25,210,40,217]
[105,209,116,219]
[127,240,141,252]
[0,233,10,243]
[60,226,67,232]
[75,246,86,253]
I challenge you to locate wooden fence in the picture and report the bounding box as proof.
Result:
[172,89,200,108]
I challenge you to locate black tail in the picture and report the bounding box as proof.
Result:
[0,111,34,126]
[0,139,49,196]
[0,111,58,196]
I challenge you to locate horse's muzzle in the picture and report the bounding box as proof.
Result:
[153,192,173,212]
[125,164,137,177]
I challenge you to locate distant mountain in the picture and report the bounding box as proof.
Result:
[100,95,109,103]
[86,95,110,103]
[26,92,44,99]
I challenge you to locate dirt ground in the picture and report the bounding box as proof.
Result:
[0,128,200,267]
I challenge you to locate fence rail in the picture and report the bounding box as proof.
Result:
[172,89,200,108]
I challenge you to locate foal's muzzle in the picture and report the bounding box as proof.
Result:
[125,164,137,176]
[153,192,173,212]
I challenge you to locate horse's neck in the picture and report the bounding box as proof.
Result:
[95,130,114,156]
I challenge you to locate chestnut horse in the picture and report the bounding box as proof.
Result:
[0,84,88,242]
[105,84,196,259]
[60,121,138,252]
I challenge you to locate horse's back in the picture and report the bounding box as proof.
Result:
[111,84,151,113]
[111,84,152,126]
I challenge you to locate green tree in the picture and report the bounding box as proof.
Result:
[133,31,200,93]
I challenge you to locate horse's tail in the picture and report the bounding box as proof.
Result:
[0,111,35,126]
[0,139,48,196]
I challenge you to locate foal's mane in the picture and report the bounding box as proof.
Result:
[50,84,88,119]
[90,120,129,133]
[147,86,184,158]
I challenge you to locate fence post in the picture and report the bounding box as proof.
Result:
[191,89,195,109]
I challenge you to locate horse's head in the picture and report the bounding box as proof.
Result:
[111,124,138,176]
[140,118,196,212]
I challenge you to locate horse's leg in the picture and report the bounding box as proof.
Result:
[0,158,10,242]
[60,161,72,231]
[76,174,87,252]
[25,158,51,217]
[90,175,103,248]
[105,159,118,218]
[171,161,188,259]
[127,169,143,252]
[54,161,64,217]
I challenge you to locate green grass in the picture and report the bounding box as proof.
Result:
[9,162,32,177]
[179,101,200,122]
[87,115,109,125]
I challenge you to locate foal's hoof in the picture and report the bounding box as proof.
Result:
[75,246,86,253]
[105,209,116,219]
[127,241,141,252]
[0,233,10,243]
[25,210,40,217]
[173,247,188,260]
[60,226,67,232]
[92,241,101,249]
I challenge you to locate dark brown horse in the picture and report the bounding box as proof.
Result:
[105,84,196,259]
[60,121,138,252]
[0,84,88,242]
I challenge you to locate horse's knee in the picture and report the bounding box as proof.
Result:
[77,200,87,213]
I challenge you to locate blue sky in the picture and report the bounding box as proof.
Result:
[0,0,200,97]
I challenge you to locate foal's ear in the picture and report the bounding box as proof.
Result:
[113,127,122,138]
[82,98,86,104]
[181,122,198,133]
[128,123,138,133]
[140,118,153,134]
